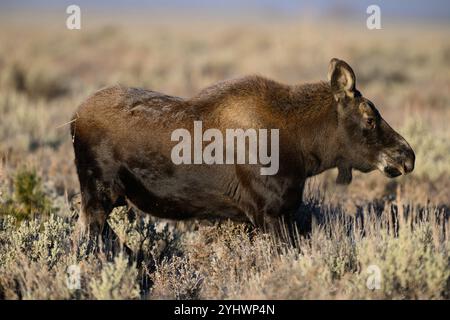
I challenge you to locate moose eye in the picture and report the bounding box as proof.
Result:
[366,117,376,129]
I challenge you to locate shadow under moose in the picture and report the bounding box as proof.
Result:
[70,58,415,255]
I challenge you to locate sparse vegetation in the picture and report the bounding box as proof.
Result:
[0,16,449,300]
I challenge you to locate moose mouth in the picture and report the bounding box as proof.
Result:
[377,152,412,178]
[383,166,403,178]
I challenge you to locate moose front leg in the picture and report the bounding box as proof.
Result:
[246,203,308,245]
[277,182,311,240]
[294,204,312,236]
[233,168,308,243]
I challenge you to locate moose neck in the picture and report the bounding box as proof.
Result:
[287,82,341,178]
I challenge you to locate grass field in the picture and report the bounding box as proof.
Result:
[0,15,449,299]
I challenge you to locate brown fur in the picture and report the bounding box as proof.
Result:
[71,59,415,245]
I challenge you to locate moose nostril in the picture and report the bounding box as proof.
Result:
[403,158,414,173]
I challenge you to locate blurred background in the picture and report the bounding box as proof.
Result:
[0,1,449,209]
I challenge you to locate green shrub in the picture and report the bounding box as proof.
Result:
[0,168,52,221]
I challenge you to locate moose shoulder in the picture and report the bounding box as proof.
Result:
[71,58,415,245]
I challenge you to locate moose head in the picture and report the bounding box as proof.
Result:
[328,58,415,184]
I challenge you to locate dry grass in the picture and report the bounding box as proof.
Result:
[0,16,449,299]
[0,189,448,299]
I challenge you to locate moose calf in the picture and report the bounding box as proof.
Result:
[71,58,415,248]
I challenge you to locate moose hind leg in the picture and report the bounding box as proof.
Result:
[74,178,124,258]
[76,187,109,250]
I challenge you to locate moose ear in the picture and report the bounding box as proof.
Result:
[327,58,356,101]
